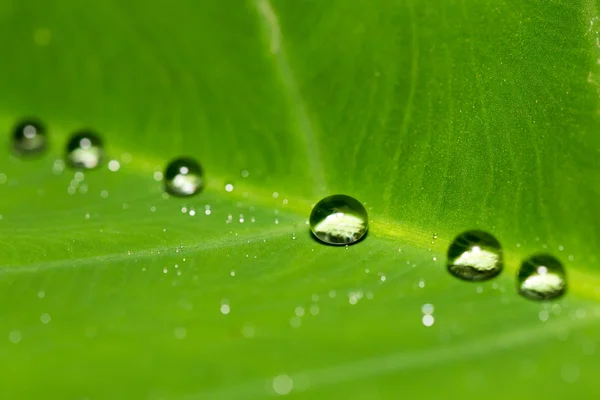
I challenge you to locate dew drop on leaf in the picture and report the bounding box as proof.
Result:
[163,157,204,197]
[66,130,104,169]
[309,194,368,245]
[12,119,47,156]
[447,230,503,281]
[517,254,566,300]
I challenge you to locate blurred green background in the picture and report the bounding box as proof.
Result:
[0,0,599,398]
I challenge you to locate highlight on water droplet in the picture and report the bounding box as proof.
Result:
[12,119,47,156]
[517,254,566,301]
[163,157,204,197]
[447,230,503,281]
[66,130,104,169]
[309,194,368,245]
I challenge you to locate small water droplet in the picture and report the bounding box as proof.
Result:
[272,374,294,395]
[8,330,22,344]
[517,254,566,300]
[422,303,434,314]
[66,131,104,169]
[242,324,256,338]
[40,313,51,324]
[173,327,187,340]
[422,314,435,327]
[309,194,368,245]
[121,152,132,163]
[240,169,249,178]
[561,364,580,383]
[447,230,503,281]
[290,316,302,328]
[164,157,204,197]
[220,304,230,315]
[108,160,120,171]
[225,183,234,192]
[12,119,47,156]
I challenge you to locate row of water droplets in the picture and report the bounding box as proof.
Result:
[10,119,566,301]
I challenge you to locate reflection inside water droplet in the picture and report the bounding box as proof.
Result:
[517,254,566,300]
[66,130,104,169]
[164,157,204,197]
[309,194,368,245]
[447,230,503,281]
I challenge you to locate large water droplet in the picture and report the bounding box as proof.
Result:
[66,131,104,169]
[517,254,566,300]
[164,157,204,197]
[12,119,47,156]
[309,194,368,245]
[447,230,503,281]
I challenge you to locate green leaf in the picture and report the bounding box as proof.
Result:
[1,0,599,398]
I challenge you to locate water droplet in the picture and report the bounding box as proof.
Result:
[66,131,104,169]
[447,230,503,281]
[309,194,368,245]
[517,254,566,300]
[242,324,256,338]
[241,169,249,178]
[173,327,187,340]
[40,313,51,324]
[272,374,294,395]
[220,304,230,315]
[225,183,234,192]
[164,157,204,197]
[422,314,435,327]
[12,119,47,156]
[421,303,434,314]
[108,160,120,171]
[561,364,580,383]
[121,152,132,163]
[8,330,22,344]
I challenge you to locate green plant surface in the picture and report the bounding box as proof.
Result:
[1,0,600,398]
